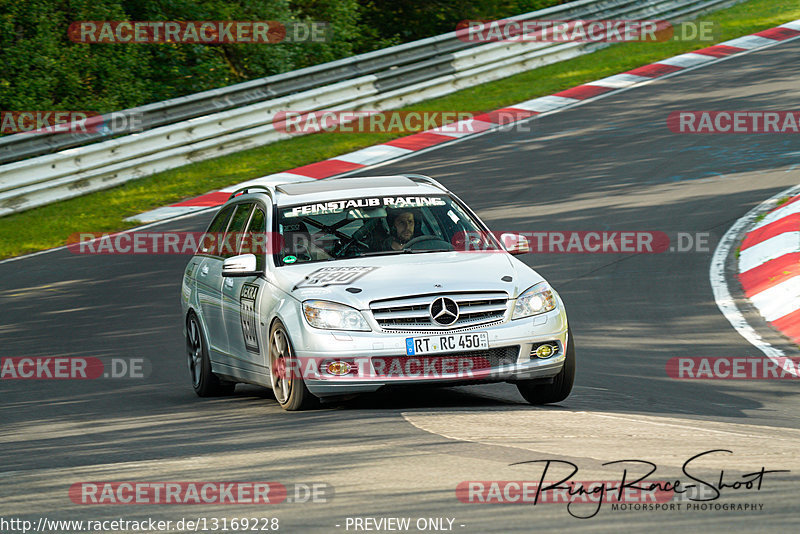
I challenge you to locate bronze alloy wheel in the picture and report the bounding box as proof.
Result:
[268,320,318,410]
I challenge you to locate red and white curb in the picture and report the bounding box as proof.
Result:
[129,20,800,224]
[710,185,800,366]
[739,194,800,343]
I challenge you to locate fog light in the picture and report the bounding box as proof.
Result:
[535,344,556,359]
[325,360,353,376]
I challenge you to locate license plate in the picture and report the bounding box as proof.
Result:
[406,332,488,355]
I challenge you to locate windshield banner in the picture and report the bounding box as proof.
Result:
[284,196,446,217]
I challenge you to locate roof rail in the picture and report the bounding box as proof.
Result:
[228,185,274,200]
[402,173,448,191]
[320,172,449,191]
[320,174,371,181]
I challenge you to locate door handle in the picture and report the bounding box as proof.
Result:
[200,265,209,276]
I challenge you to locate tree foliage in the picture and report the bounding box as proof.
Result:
[0,0,565,112]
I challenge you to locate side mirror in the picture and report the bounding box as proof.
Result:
[500,233,530,255]
[222,254,263,277]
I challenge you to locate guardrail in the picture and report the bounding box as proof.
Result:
[0,0,742,216]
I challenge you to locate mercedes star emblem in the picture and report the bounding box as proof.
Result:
[430,297,459,326]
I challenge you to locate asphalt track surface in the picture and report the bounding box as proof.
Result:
[3,38,800,533]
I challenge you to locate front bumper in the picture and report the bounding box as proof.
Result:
[290,305,568,398]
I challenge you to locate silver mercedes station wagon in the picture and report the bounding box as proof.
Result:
[181,174,573,410]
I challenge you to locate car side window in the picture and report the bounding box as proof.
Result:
[241,207,267,269]
[221,203,254,258]
[200,205,235,256]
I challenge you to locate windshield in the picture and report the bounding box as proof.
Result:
[274,194,501,265]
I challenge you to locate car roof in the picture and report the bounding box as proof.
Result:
[270,175,448,206]
[276,175,415,195]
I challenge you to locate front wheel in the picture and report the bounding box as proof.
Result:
[186,313,235,397]
[268,320,318,411]
[517,329,575,405]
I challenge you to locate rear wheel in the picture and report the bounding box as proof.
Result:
[186,313,235,397]
[269,320,318,411]
[517,328,575,405]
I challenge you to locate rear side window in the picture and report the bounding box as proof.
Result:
[199,205,234,256]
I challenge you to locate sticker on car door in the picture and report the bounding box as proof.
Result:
[240,283,260,353]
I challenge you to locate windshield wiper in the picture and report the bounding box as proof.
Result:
[351,250,408,258]
[404,248,453,254]
[350,248,454,257]
[346,248,453,258]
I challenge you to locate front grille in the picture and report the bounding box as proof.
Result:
[371,346,520,377]
[370,291,508,331]
[379,320,504,335]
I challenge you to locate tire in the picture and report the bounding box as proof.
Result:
[186,313,235,397]
[268,320,318,411]
[517,328,575,405]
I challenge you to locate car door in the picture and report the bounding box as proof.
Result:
[216,202,254,361]
[222,203,270,374]
[196,204,235,357]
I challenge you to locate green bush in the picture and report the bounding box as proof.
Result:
[0,0,565,113]
[0,0,149,111]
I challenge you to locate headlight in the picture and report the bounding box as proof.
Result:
[512,282,557,319]
[302,300,370,331]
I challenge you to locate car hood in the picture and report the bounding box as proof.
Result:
[269,251,545,309]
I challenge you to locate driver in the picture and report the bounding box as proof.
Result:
[384,208,416,250]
